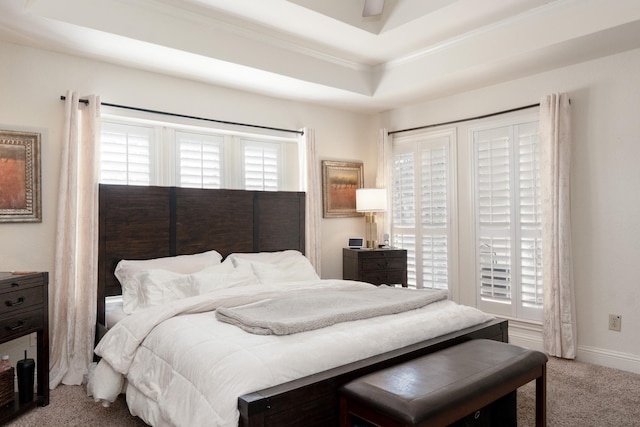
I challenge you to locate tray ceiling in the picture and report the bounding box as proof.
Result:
[1,0,640,112]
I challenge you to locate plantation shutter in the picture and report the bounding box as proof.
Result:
[421,146,449,290]
[392,150,417,286]
[176,131,223,189]
[243,140,279,191]
[392,132,452,290]
[476,127,512,305]
[474,121,542,320]
[518,123,543,311]
[100,119,297,191]
[100,122,152,185]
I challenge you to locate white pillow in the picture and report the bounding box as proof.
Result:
[121,259,258,313]
[228,250,320,284]
[192,262,259,293]
[115,249,223,288]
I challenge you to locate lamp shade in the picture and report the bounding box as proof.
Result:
[356,188,387,212]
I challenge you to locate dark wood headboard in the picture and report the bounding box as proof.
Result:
[97,184,305,326]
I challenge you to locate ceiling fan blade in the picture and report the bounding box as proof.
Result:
[363,0,384,17]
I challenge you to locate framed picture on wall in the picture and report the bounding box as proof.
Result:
[321,160,363,218]
[0,130,42,223]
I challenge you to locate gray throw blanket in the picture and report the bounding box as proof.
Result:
[215,286,449,335]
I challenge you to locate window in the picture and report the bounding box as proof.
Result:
[176,131,223,189]
[99,119,298,191]
[100,122,154,185]
[391,130,455,290]
[242,140,280,191]
[473,120,542,321]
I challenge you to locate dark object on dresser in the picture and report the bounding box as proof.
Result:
[339,339,548,427]
[0,272,49,424]
[343,248,408,287]
[17,352,35,404]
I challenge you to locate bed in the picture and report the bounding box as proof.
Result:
[90,184,510,427]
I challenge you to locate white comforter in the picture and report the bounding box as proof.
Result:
[88,279,493,427]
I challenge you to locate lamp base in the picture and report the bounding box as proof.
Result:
[364,212,378,249]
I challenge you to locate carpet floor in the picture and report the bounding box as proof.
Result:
[4,356,640,426]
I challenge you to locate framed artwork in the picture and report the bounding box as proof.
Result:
[322,160,363,218]
[0,130,42,223]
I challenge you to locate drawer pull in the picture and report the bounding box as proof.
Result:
[5,297,25,307]
[6,320,26,331]
[377,261,390,268]
[11,282,21,287]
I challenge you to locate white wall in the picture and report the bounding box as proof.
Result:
[380,48,640,373]
[0,40,378,281]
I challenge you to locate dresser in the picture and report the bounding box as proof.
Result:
[343,248,408,287]
[0,272,49,423]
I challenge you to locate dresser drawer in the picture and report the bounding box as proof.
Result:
[0,309,44,341]
[0,274,43,293]
[361,270,407,286]
[0,286,45,316]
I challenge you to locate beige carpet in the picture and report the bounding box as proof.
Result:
[517,356,640,427]
[5,356,640,426]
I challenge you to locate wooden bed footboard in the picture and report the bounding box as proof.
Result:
[238,318,508,427]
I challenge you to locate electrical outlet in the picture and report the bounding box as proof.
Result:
[608,314,621,332]
[29,332,37,347]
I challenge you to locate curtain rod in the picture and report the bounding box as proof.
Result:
[388,103,541,136]
[59,96,304,136]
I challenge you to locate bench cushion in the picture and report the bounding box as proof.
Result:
[340,339,547,425]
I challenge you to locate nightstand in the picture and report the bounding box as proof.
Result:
[343,248,408,287]
[0,272,49,423]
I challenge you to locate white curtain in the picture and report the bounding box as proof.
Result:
[376,128,393,243]
[540,93,576,359]
[49,91,101,387]
[299,128,321,274]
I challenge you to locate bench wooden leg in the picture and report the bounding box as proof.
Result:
[535,363,547,427]
[339,396,351,427]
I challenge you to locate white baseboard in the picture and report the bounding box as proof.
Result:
[507,322,640,374]
[576,345,640,374]
[508,322,544,352]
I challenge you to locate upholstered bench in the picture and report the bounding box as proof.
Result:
[339,339,548,427]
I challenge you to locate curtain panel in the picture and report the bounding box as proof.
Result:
[376,128,392,243]
[540,92,577,359]
[299,128,321,274]
[49,91,101,387]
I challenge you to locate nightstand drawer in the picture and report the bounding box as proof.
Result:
[0,286,45,316]
[361,257,406,271]
[361,270,407,286]
[0,308,44,341]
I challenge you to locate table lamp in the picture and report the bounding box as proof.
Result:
[356,188,387,249]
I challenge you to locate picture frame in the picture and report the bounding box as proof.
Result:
[0,130,42,223]
[322,160,363,218]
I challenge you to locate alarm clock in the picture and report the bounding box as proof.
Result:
[348,237,364,249]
